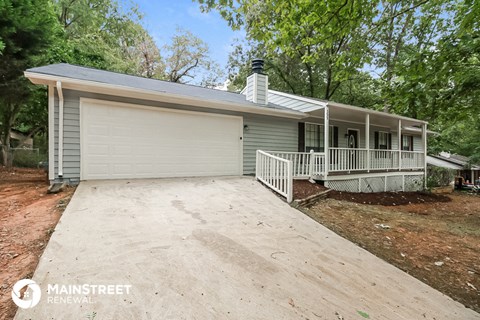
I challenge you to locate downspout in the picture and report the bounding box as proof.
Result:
[48,85,54,181]
[56,81,64,177]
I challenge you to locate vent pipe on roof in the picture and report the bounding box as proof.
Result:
[251,58,264,74]
[245,59,268,105]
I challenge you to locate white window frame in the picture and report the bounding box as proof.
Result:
[377,130,391,150]
[304,122,336,152]
[401,134,413,151]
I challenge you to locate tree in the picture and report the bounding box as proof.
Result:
[119,22,164,78]
[226,39,382,109]
[198,0,377,99]
[52,0,145,73]
[160,29,223,86]
[0,0,57,166]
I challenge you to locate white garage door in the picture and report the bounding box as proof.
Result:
[80,99,243,180]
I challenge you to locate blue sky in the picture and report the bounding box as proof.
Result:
[129,1,245,74]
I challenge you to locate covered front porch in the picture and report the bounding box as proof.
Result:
[255,101,428,202]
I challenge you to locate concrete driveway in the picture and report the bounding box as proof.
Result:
[16,177,479,320]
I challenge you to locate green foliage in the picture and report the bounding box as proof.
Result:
[427,166,455,188]
[199,0,377,99]
[0,0,58,165]
[51,0,144,72]
[11,148,44,168]
[202,0,480,160]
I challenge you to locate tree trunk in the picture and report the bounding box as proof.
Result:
[1,130,11,167]
[325,50,333,100]
[1,103,17,167]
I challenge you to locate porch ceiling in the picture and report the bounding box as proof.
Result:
[308,103,426,128]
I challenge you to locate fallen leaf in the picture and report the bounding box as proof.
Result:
[357,310,370,318]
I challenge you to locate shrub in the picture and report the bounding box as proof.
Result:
[427,166,455,188]
[11,148,46,168]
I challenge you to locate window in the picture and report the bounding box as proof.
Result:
[305,123,322,152]
[304,124,338,152]
[401,135,414,151]
[374,131,391,150]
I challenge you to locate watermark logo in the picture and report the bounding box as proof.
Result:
[11,279,42,309]
[11,279,132,308]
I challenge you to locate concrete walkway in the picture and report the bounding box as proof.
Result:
[16,177,480,319]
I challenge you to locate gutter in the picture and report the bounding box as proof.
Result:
[24,72,307,120]
[56,81,64,177]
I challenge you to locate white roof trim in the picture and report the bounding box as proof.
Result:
[25,71,307,120]
[268,89,427,125]
[427,156,463,169]
[326,101,427,124]
[269,90,327,108]
[403,126,438,135]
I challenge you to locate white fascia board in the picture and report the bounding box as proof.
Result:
[403,126,439,135]
[269,89,426,125]
[268,90,327,109]
[24,72,307,120]
[327,101,428,125]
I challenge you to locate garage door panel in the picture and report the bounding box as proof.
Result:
[81,100,242,180]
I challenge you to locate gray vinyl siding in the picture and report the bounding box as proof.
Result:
[246,76,254,102]
[243,115,298,174]
[52,93,81,181]
[52,89,299,181]
[413,136,422,151]
[255,75,268,105]
[245,74,268,105]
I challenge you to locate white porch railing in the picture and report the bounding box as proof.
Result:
[329,148,368,172]
[329,148,424,172]
[312,153,326,176]
[267,151,326,178]
[256,150,293,203]
[401,151,424,169]
[369,150,400,170]
[255,149,424,202]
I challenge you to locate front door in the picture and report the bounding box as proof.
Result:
[347,130,358,170]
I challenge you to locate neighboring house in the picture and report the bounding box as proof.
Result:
[25,61,428,201]
[0,129,33,148]
[428,152,480,183]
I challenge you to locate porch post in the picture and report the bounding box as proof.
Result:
[398,119,402,171]
[365,113,370,172]
[324,106,329,178]
[422,123,427,189]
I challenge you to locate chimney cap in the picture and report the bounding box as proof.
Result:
[251,58,264,74]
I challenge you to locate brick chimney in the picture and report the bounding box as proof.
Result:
[245,59,268,105]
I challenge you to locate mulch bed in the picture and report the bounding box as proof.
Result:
[294,180,451,205]
[293,180,328,199]
[327,190,451,206]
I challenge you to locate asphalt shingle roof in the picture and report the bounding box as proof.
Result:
[26,63,292,112]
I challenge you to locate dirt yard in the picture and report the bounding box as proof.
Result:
[300,190,480,314]
[0,168,75,320]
